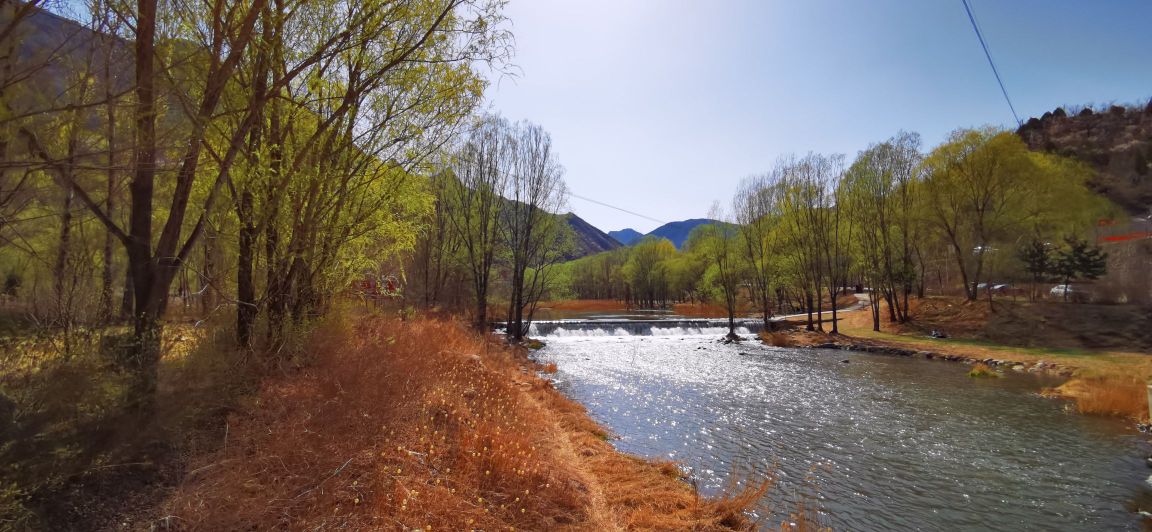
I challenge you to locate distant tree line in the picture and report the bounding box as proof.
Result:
[554,129,1115,336]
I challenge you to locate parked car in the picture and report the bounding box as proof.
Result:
[1050,284,1092,302]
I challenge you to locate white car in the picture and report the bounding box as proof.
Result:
[1050,284,1090,302]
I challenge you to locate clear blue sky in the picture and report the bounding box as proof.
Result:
[485,0,1152,234]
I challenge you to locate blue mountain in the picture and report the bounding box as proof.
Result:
[646,219,722,249]
[607,228,643,246]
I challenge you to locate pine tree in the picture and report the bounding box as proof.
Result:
[1053,237,1108,302]
[1017,238,1054,300]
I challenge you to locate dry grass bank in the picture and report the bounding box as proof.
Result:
[1053,378,1149,419]
[159,314,771,530]
[674,302,735,318]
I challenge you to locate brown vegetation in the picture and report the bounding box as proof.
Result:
[0,313,259,529]
[760,331,795,348]
[160,314,769,529]
[840,295,1152,353]
[967,363,999,378]
[674,302,745,318]
[1055,377,1149,420]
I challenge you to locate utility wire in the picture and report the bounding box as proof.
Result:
[568,192,666,225]
[961,0,1021,127]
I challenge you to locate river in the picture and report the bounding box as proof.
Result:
[529,320,1152,531]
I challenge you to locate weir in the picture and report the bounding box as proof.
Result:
[501,319,765,337]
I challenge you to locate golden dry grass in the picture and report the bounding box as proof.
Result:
[967,363,999,378]
[160,313,770,530]
[1056,377,1149,420]
[760,331,795,348]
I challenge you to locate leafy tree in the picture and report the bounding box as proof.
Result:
[621,236,676,308]
[841,132,922,330]
[922,129,1107,303]
[1053,237,1108,301]
[686,206,744,339]
[733,168,784,328]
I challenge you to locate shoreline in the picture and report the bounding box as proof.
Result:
[154,315,766,530]
[763,327,1150,424]
[780,332,1076,377]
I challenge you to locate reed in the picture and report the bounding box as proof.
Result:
[1059,377,1149,420]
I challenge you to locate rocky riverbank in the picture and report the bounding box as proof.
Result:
[762,327,1148,422]
[804,340,1076,377]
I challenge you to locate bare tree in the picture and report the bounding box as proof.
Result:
[446,115,511,330]
[501,121,569,341]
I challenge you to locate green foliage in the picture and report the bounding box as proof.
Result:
[1054,237,1108,285]
[1018,238,1058,291]
[922,128,1115,300]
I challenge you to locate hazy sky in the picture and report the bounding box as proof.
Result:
[484,0,1152,234]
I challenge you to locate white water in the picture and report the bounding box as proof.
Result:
[533,325,753,337]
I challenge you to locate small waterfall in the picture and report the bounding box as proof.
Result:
[517,319,762,338]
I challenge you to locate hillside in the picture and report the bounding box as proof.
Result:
[564,213,621,258]
[647,218,722,249]
[1016,101,1152,215]
[608,228,643,245]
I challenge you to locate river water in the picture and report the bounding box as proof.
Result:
[530,321,1152,531]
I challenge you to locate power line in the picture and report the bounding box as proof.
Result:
[961,0,1021,127]
[568,192,666,225]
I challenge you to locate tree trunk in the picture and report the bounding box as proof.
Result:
[828,288,839,334]
[804,289,814,332]
[125,0,161,411]
[200,223,215,316]
[120,267,134,320]
[54,189,73,321]
[100,70,117,323]
[237,192,256,348]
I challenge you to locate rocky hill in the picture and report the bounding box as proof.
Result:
[1016,101,1152,215]
[564,213,621,259]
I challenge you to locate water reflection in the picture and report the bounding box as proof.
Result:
[536,333,1152,531]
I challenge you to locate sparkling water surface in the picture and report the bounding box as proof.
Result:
[534,330,1152,531]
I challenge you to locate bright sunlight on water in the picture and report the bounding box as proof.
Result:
[534,327,1152,531]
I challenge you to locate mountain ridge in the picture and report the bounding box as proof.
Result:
[607,228,643,246]
[645,218,722,249]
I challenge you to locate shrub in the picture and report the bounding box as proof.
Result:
[760,331,794,347]
[968,363,999,378]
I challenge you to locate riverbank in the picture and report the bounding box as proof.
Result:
[764,313,1151,421]
[155,314,767,529]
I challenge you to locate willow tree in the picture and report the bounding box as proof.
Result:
[841,132,922,330]
[206,0,509,347]
[502,121,570,341]
[447,115,512,329]
[621,236,676,309]
[687,206,744,339]
[922,129,1106,304]
[733,167,785,328]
